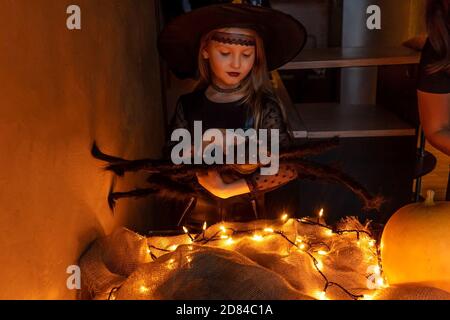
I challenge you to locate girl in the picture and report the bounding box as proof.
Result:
[417,0,450,198]
[158,3,307,224]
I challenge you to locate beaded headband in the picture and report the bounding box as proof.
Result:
[211,31,256,47]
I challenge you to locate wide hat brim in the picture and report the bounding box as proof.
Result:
[158,3,307,79]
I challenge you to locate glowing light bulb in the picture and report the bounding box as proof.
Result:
[316,291,327,300]
[376,277,384,287]
[220,235,229,239]
[252,234,264,242]
[263,228,274,233]
[317,250,328,256]
[315,260,323,270]
[369,240,376,247]
[319,208,324,218]
[281,213,288,222]
[186,256,192,263]
[374,265,381,275]
[220,225,226,232]
[295,237,303,243]
[139,285,149,293]
[225,238,234,245]
[146,248,151,254]
[203,222,207,231]
[183,226,189,234]
[299,243,306,250]
[325,229,333,237]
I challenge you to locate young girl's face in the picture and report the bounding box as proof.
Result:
[202,28,256,88]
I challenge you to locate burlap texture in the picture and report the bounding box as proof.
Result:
[78,218,450,300]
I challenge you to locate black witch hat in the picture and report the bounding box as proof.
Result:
[158,3,307,79]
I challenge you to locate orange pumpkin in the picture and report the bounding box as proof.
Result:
[381,190,450,293]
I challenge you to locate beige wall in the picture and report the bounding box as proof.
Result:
[0,0,164,299]
[409,0,427,37]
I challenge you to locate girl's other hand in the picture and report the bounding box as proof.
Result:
[196,169,250,199]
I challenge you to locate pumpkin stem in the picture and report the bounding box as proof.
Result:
[424,190,435,206]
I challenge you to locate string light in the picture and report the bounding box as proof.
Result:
[108,287,120,300]
[281,213,288,222]
[315,260,324,271]
[110,216,380,301]
[252,234,264,242]
[183,226,194,241]
[317,208,324,223]
[139,285,149,293]
[316,291,327,300]
[319,208,324,218]
[373,265,381,275]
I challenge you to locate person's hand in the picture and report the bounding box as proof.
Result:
[196,169,250,199]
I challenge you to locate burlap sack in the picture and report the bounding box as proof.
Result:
[79,218,450,300]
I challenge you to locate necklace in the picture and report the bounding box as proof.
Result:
[210,82,243,94]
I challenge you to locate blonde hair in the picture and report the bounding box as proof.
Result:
[196,28,289,131]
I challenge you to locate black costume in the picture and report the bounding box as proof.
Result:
[418,38,450,94]
[162,88,298,224]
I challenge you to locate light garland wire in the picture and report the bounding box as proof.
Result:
[108,211,384,300]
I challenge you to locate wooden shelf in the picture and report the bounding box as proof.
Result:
[280,46,420,70]
[296,103,416,138]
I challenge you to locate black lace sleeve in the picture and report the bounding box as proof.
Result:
[162,97,189,160]
[259,99,293,151]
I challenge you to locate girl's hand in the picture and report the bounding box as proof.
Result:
[196,169,250,199]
